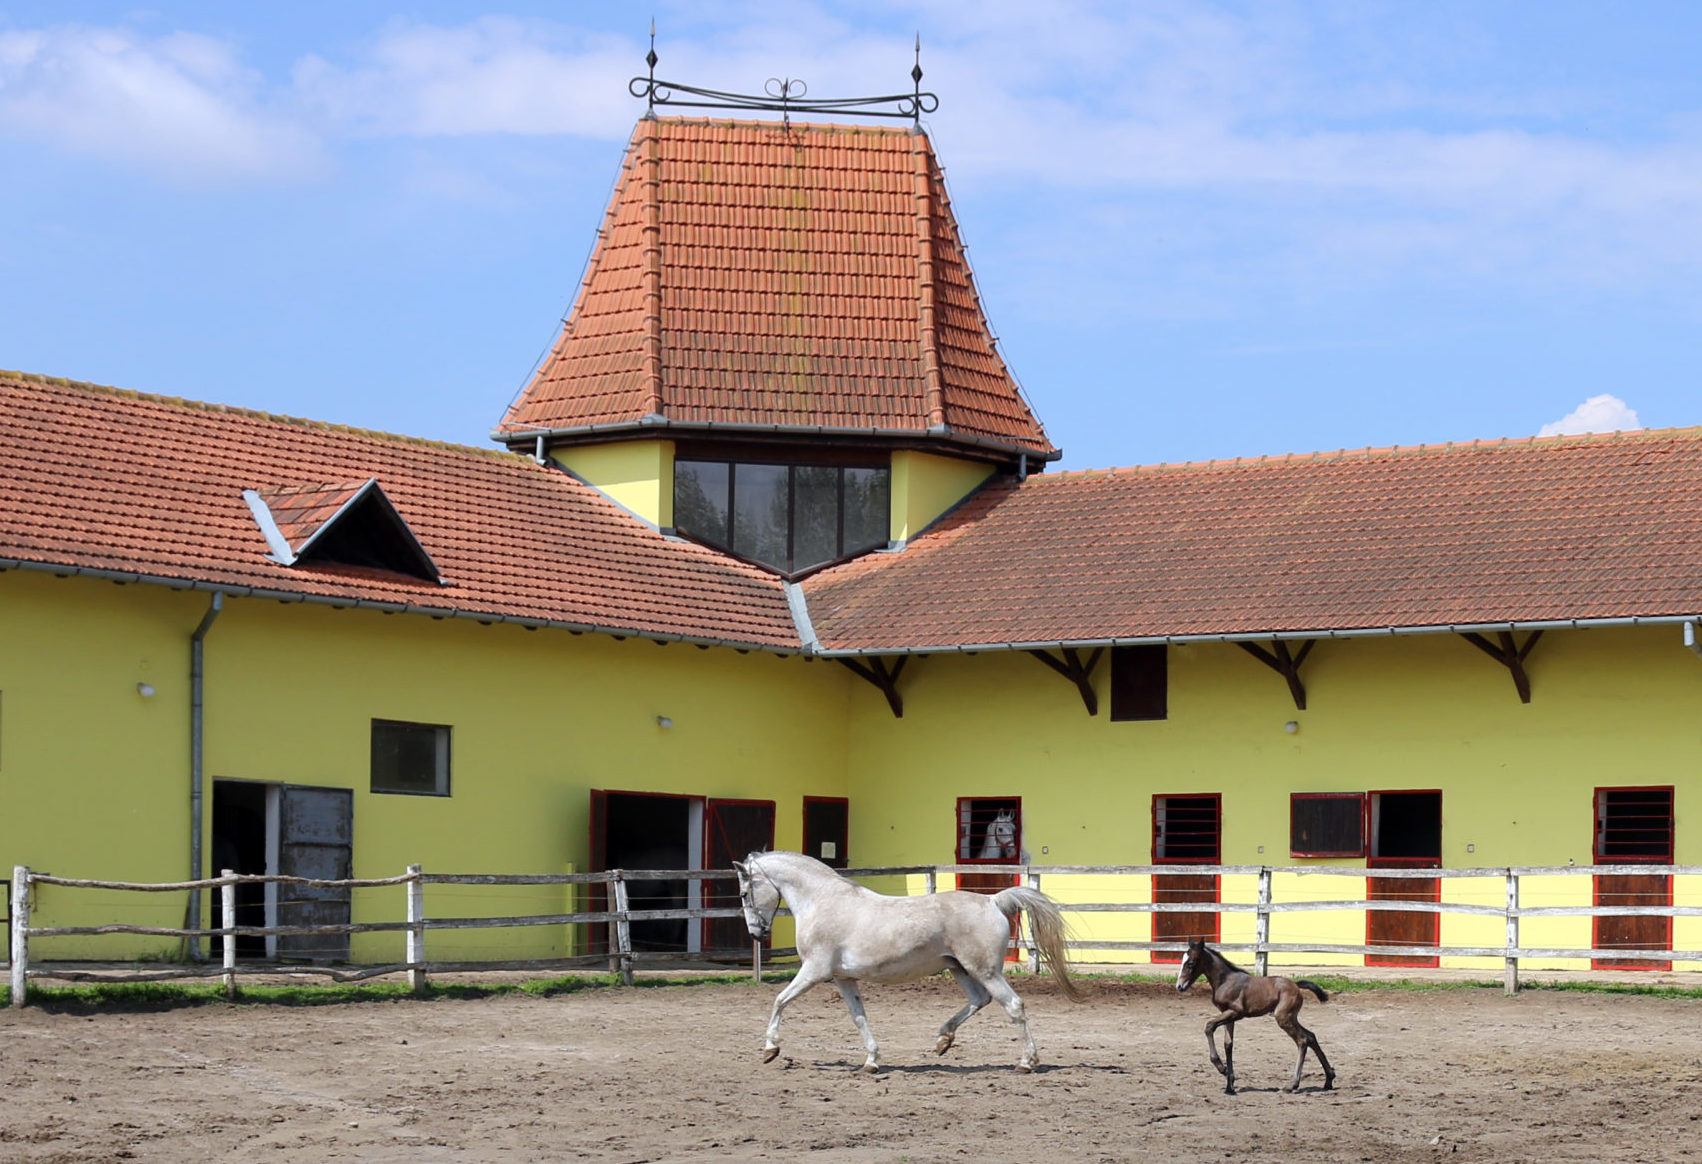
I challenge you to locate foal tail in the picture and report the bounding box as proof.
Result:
[1296,980,1330,1003]
[993,887,1088,1001]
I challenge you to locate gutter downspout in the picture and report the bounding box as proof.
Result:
[1687,620,1702,660]
[184,592,224,960]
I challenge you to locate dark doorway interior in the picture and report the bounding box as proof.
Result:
[1368,790,1443,968]
[211,780,268,959]
[604,793,692,952]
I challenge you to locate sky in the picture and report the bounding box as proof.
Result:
[2,2,1699,472]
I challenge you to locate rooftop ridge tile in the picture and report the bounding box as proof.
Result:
[1039,425,1702,481]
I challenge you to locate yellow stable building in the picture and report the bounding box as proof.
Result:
[4,111,1700,976]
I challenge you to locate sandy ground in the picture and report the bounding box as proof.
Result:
[3,973,1700,1163]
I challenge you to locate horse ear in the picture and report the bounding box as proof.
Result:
[732,860,746,875]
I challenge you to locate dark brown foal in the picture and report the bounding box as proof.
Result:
[1175,937,1335,1094]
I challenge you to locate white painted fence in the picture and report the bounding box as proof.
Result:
[8,862,1700,1007]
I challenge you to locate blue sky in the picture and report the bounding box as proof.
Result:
[2,2,1699,471]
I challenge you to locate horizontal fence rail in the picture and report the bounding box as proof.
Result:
[9,862,1700,1006]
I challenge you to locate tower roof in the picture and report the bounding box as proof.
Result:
[495,117,1057,463]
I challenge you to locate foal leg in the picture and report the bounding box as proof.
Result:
[982,974,1038,1073]
[1204,1014,1237,1094]
[762,963,831,1063]
[1275,999,1334,1092]
[935,962,993,1056]
[833,978,882,1074]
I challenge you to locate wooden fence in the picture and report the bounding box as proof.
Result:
[9,862,1701,1007]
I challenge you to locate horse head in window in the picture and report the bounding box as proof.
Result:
[978,810,1018,861]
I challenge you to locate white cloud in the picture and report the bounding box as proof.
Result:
[0,26,323,183]
[291,18,636,139]
[1538,394,1642,437]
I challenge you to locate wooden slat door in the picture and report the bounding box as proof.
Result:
[703,799,774,953]
[1593,874,1672,970]
[1151,872,1221,964]
[1366,871,1440,967]
[276,784,352,963]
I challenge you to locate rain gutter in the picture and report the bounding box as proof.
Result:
[803,614,1702,658]
[185,592,222,960]
[492,417,1062,464]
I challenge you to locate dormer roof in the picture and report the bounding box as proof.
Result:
[495,117,1057,464]
[243,479,442,582]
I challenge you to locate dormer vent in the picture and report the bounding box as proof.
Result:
[244,479,442,583]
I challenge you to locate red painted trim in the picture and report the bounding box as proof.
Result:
[955,795,1022,864]
[1150,792,1223,864]
[1289,792,1368,858]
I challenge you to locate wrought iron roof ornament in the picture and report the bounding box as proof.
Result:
[632,27,939,127]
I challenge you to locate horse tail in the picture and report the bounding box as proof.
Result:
[1296,980,1329,1003]
[992,887,1088,1001]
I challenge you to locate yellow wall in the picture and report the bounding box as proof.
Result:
[550,440,675,527]
[8,562,1699,975]
[0,569,849,962]
[890,450,996,542]
[841,628,1702,971]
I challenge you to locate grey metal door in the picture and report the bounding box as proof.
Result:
[278,784,353,962]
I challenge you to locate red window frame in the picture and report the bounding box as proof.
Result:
[957,796,1022,864]
[1593,786,1675,864]
[1151,793,1222,865]
[1290,792,1368,858]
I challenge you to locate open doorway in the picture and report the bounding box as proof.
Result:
[210,780,352,963]
[591,791,703,954]
[1366,789,1442,967]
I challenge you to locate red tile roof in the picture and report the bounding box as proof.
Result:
[0,373,799,648]
[251,481,372,554]
[496,118,1056,461]
[800,430,1702,651]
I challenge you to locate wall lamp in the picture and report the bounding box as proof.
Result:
[655,715,673,729]
[136,682,156,698]
[1283,720,1299,734]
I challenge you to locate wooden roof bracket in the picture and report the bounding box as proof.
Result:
[1235,639,1316,710]
[837,656,909,718]
[1027,646,1104,715]
[1459,629,1544,703]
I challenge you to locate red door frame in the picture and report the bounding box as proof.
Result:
[955,796,1022,960]
[703,797,776,952]
[1149,793,1222,964]
[1365,789,1442,968]
[1592,785,1675,971]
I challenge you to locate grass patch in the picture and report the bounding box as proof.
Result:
[4,970,794,1013]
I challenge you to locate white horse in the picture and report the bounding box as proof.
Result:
[733,850,1085,1073]
[977,810,1018,860]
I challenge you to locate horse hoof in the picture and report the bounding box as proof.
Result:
[860,1063,880,1075]
[1224,1085,1236,1096]
[934,1036,954,1056]
[1015,1063,1034,1074]
[761,1047,779,1064]
[1323,1080,1336,1091]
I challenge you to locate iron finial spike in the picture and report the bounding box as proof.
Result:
[912,34,924,126]
[644,21,658,114]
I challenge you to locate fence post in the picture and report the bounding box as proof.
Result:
[221,870,237,999]
[753,938,762,983]
[10,866,28,1008]
[925,868,937,896]
[611,873,633,986]
[1504,869,1520,996]
[1255,867,1272,977]
[406,865,426,994]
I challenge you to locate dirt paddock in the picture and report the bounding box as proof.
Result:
[3,974,1700,1163]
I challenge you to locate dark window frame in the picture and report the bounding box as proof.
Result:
[1290,792,1368,858]
[1152,793,1222,864]
[803,796,850,869]
[1594,786,1675,864]
[672,456,890,576]
[370,719,452,797]
[1109,644,1168,722]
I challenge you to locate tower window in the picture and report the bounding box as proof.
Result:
[675,458,889,575]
